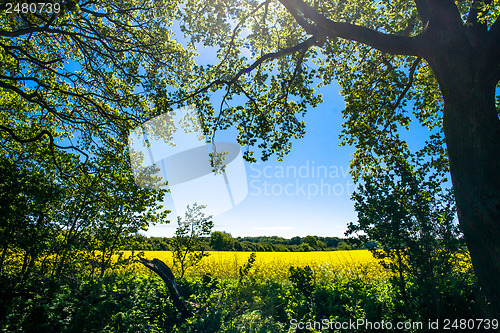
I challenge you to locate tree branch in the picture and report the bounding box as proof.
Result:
[171,36,318,106]
[390,57,422,112]
[424,0,464,29]
[232,36,318,84]
[414,0,431,28]
[139,258,193,320]
[467,0,492,30]
[490,13,500,44]
[278,0,421,56]
[278,0,316,35]
[210,38,312,143]
[211,0,271,77]
[0,125,89,174]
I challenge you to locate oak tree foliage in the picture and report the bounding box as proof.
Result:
[2,0,500,319]
[0,0,185,275]
[168,0,500,318]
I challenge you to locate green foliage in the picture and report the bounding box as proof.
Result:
[1,0,194,153]
[347,152,464,321]
[126,235,352,252]
[166,0,494,168]
[0,273,177,332]
[289,265,314,301]
[1,0,184,283]
[167,0,500,314]
[299,243,311,252]
[301,236,317,249]
[238,252,257,284]
[209,231,234,251]
[171,204,214,278]
[0,142,168,279]
[2,0,498,329]
[336,241,353,251]
[0,256,479,333]
[0,155,63,276]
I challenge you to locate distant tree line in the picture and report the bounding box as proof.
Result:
[123,232,371,252]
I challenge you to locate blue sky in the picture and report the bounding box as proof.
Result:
[142,34,437,239]
[145,78,360,238]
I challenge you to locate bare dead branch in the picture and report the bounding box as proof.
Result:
[139,258,193,320]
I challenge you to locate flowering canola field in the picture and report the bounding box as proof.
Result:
[125,250,390,281]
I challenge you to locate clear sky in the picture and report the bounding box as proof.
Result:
[142,35,435,239]
[144,78,360,238]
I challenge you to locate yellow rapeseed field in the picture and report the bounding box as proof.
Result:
[123,250,391,281]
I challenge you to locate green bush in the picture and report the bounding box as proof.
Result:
[0,256,480,333]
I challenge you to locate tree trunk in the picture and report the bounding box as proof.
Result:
[425,37,500,319]
[443,85,500,319]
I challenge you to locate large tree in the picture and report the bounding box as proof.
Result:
[0,0,194,158]
[169,0,500,317]
[0,0,182,275]
[2,0,499,318]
